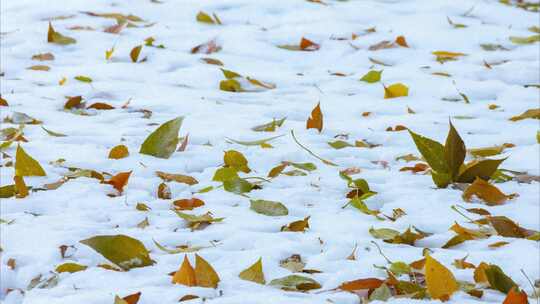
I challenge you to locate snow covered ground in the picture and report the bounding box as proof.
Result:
[1,0,539,303]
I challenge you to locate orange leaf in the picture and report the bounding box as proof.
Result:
[503,287,529,304]
[172,255,197,286]
[105,171,132,192]
[108,145,129,159]
[122,292,141,304]
[395,35,409,47]
[0,96,8,106]
[306,102,323,132]
[300,37,320,51]
[339,278,384,292]
[474,262,489,284]
[173,198,205,210]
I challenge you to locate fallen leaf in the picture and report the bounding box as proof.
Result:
[47,22,76,45]
[425,255,458,301]
[484,264,518,294]
[195,254,220,288]
[224,150,251,173]
[339,278,384,292]
[239,258,266,284]
[15,145,46,177]
[55,262,87,273]
[173,198,205,210]
[462,177,516,205]
[306,102,323,132]
[27,65,50,71]
[510,34,540,44]
[172,255,196,286]
[140,117,183,159]
[32,53,55,61]
[156,171,198,185]
[109,145,129,159]
[191,38,221,54]
[64,96,84,109]
[360,70,382,83]
[157,183,171,199]
[80,234,154,270]
[130,45,142,63]
[509,108,540,121]
[196,11,221,25]
[503,287,529,304]
[87,102,115,110]
[74,75,92,83]
[121,292,141,304]
[250,199,288,216]
[269,275,321,291]
[281,216,310,232]
[384,83,409,99]
[395,35,409,47]
[104,171,132,193]
[432,51,466,63]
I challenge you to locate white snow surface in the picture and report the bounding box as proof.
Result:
[1,0,539,303]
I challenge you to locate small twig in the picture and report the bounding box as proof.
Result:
[290,130,337,166]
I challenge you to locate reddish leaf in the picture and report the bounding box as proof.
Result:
[173,198,205,210]
[104,171,132,192]
[306,102,323,132]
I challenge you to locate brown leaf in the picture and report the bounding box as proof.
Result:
[306,102,323,132]
[130,45,142,63]
[172,255,196,286]
[104,23,125,34]
[462,177,516,205]
[87,102,115,110]
[281,216,310,232]
[157,183,171,199]
[474,262,489,284]
[395,35,409,47]
[156,171,198,185]
[32,53,55,61]
[64,96,84,109]
[122,292,141,304]
[177,134,189,152]
[173,198,205,210]
[0,96,8,106]
[369,40,396,51]
[191,39,221,54]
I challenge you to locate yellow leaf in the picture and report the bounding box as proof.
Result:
[474,262,489,284]
[306,102,323,132]
[106,47,115,60]
[194,254,220,288]
[47,22,76,45]
[14,175,29,198]
[108,145,129,159]
[172,255,196,286]
[27,65,50,71]
[15,145,46,177]
[432,51,466,63]
[384,83,409,99]
[509,108,540,121]
[425,255,458,301]
[55,262,87,273]
[130,45,142,63]
[223,150,251,173]
[59,77,67,86]
[239,258,266,284]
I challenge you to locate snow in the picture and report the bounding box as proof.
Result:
[1,0,539,303]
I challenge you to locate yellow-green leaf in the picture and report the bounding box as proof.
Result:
[55,262,87,273]
[360,70,382,83]
[509,34,540,44]
[74,75,92,83]
[139,117,183,159]
[384,83,409,99]
[47,22,76,45]
[444,121,466,180]
[250,200,288,216]
[80,234,154,270]
[509,108,540,121]
[224,150,250,173]
[109,145,129,159]
[239,258,266,284]
[195,254,220,288]
[15,145,46,177]
[457,158,505,183]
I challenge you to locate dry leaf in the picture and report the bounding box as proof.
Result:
[384,83,409,99]
[306,102,323,132]
[425,255,458,301]
[503,287,529,304]
[462,177,516,206]
[195,254,220,288]
[172,255,196,286]
[32,53,55,61]
[239,258,266,284]
[156,171,198,185]
[109,145,129,159]
[173,198,205,210]
[104,171,132,193]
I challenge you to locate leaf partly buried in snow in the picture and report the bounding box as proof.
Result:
[252,117,286,132]
[15,145,47,177]
[140,117,183,159]
[425,255,458,301]
[269,275,321,291]
[360,70,382,83]
[306,102,323,132]
[156,171,198,185]
[196,11,222,25]
[194,254,220,288]
[509,34,540,44]
[173,198,205,210]
[462,177,516,205]
[509,108,540,121]
[47,22,76,45]
[250,199,289,216]
[239,258,266,284]
[384,83,409,99]
[484,264,518,294]
[172,255,196,286]
[130,45,143,62]
[109,145,129,159]
[104,171,132,193]
[224,150,251,173]
[80,234,155,270]
[55,262,87,273]
[281,217,310,232]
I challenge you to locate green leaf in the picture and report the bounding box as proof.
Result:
[239,258,266,284]
[509,34,540,44]
[55,262,87,273]
[289,162,317,171]
[369,283,392,301]
[328,140,353,149]
[389,262,411,276]
[139,117,183,159]
[252,117,286,132]
[444,122,466,180]
[250,200,288,216]
[360,70,382,83]
[484,264,518,294]
[15,145,47,177]
[74,75,92,83]
[432,171,451,188]
[223,178,253,194]
[80,235,155,270]
[369,227,400,240]
[457,158,505,183]
[196,11,220,24]
[269,275,321,291]
[41,126,67,137]
[408,130,448,173]
[226,135,284,147]
[212,167,239,182]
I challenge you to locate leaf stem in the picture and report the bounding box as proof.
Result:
[290,130,337,167]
